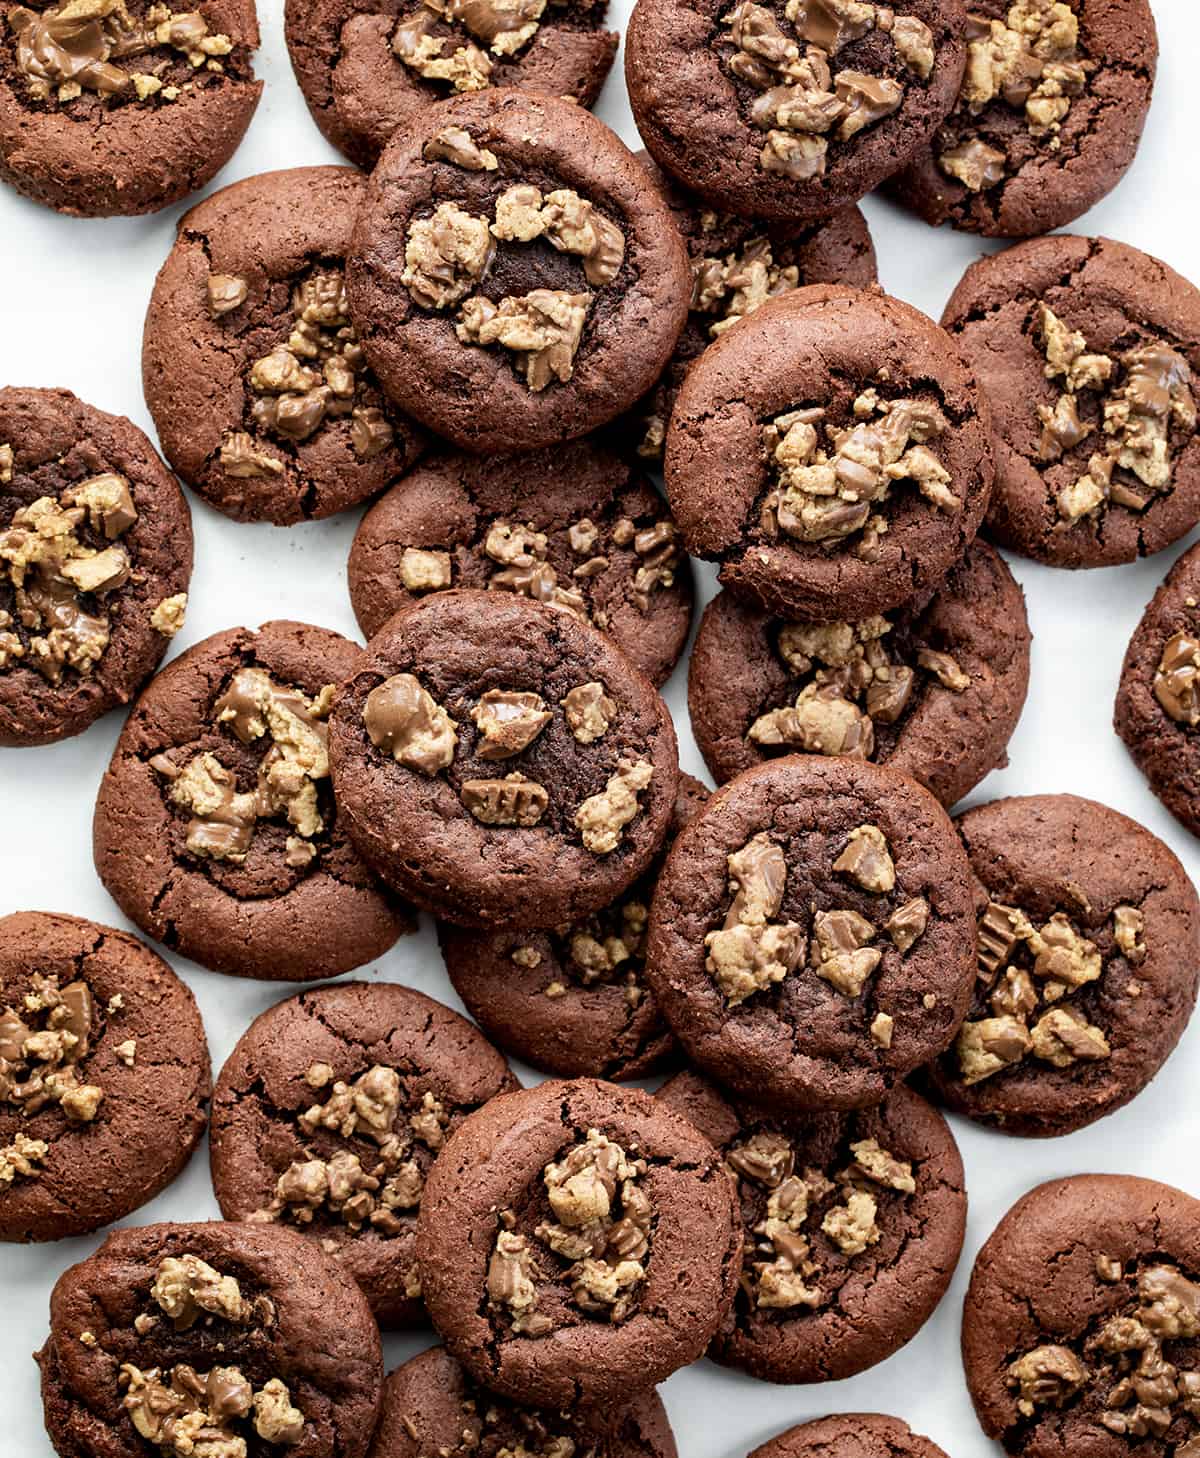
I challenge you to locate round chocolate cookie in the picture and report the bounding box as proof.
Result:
[665,286,995,621]
[941,236,1200,568]
[659,1071,965,1383]
[210,981,517,1327]
[645,756,976,1111]
[144,167,425,527]
[892,0,1158,238]
[286,0,617,171]
[624,0,966,223]
[415,1077,741,1409]
[927,793,1200,1138]
[0,0,262,217]
[37,1220,384,1458]
[617,155,878,461]
[93,620,413,981]
[368,1346,678,1458]
[327,588,680,930]
[439,774,709,1082]
[1116,542,1200,837]
[688,540,1030,801]
[0,911,209,1243]
[347,438,693,688]
[749,1416,951,1458]
[0,387,193,747]
[346,89,691,454]
[963,1174,1200,1458]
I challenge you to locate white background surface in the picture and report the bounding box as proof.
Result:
[2,1,1199,1454]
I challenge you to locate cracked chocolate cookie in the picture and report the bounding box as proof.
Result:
[750,1416,951,1458]
[0,387,193,747]
[1115,543,1200,838]
[286,0,617,171]
[688,540,1030,800]
[927,793,1200,1137]
[144,166,425,527]
[892,0,1157,238]
[346,89,691,454]
[327,588,680,930]
[347,438,693,688]
[37,1220,384,1458]
[439,774,708,1082]
[942,236,1200,568]
[963,1174,1200,1458]
[659,1071,965,1382]
[0,911,209,1243]
[624,0,967,222]
[93,620,413,981]
[616,154,878,462]
[645,756,976,1110]
[210,981,517,1327]
[0,0,262,216]
[415,1077,741,1409]
[665,285,995,621]
[368,1346,678,1458]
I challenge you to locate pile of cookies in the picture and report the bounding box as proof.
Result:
[4,1,1200,1457]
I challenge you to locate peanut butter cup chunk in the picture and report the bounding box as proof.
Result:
[0,911,209,1243]
[415,1078,741,1409]
[144,167,425,526]
[665,286,995,621]
[346,89,691,454]
[93,620,413,981]
[750,1416,951,1458]
[0,0,262,216]
[645,755,976,1110]
[624,0,967,222]
[36,1220,383,1458]
[941,236,1200,568]
[963,1175,1200,1458]
[0,387,193,747]
[927,793,1200,1137]
[328,588,679,930]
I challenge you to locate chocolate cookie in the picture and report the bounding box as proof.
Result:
[439,774,708,1082]
[962,1174,1200,1458]
[1116,543,1200,837]
[0,0,261,216]
[892,0,1158,238]
[659,1071,965,1383]
[0,387,193,747]
[144,167,424,527]
[346,90,691,454]
[328,589,680,930]
[415,1077,741,1409]
[645,756,976,1110]
[286,0,617,171]
[93,620,413,981]
[749,1416,951,1458]
[617,155,878,461]
[688,540,1030,801]
[941,236,1200,568]
[210,981,517,1327]
[347,438,693,687]
[368,1346,678,1458]
[665,286,995,621]
[624,0,966,222]
[37,1220,384,1458]
[927,794,1200,1137]
[0,911,209,1243]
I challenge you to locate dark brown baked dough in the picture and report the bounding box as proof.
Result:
[93,620,413,981]
[210,981,517,1327]
[0,911,209,1243]
[749,1415,951,1458]
[0,386,193,747]
[144,166,425,526]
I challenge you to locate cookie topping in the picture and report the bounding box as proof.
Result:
[692,236,800,338]
[391,8,493,90]
[207,274,248,317]
[0,1131,49,1186]
[462,771,551,826]
[364,672,459,774]
[1154,632,1200,725]
[219,432,285,479]
[423,124,499,169]
[120,1363,304,1453]
[574,758,654,854]
[705,832,806,1006]
[484,519,587,617]
[833,822,894,892]
[556,895,651,1009]
[456,290,591,392]
[151,1254,251,1329]
[392,0,557,93]
[470,688,553,759]
[400,547,454,592]
[150,592,188,636]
